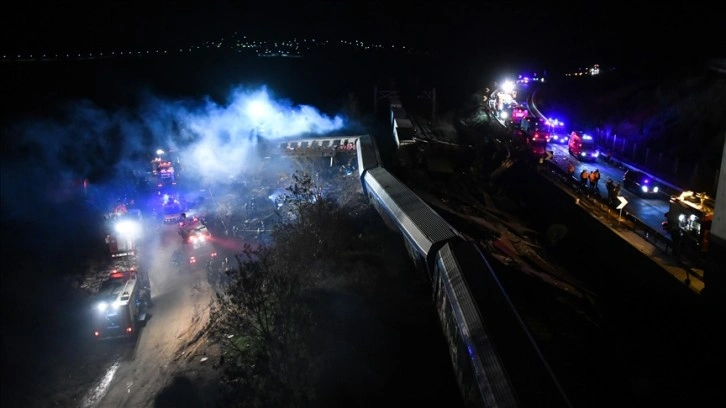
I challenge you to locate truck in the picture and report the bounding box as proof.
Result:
[177,215,217,268]
[160,192,186,224]
[92,268,151,340]
[663,191,714,255]
[520,117,551,143]
[104,209,142,258]
[151,157,176,189]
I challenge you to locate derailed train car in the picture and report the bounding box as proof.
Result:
[356,135,571,408]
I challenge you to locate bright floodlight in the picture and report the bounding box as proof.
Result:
[247,99,272,121]
[156,149,165,155]
[502,80,515,93]
[115,220,139,236]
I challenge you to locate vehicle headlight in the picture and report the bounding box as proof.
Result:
[641,185,649,193]
[593,151,599,157]
[97,302,108,312]
[653,186,659,193]
[112,301,122,309]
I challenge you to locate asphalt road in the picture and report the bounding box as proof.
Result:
[82,215,220,408]
[547,142,671,230]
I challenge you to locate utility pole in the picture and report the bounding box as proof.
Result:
[418,88,437,123]
[373,85,399,115]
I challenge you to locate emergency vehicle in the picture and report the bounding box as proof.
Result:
[178,216,217,267]
[520,117,551,143]
[151,157,176,189]
[568,131,599,161]
[511,106,529,126]
[92,268,151,340]
[663,191,714,254]
[160,192,186,224]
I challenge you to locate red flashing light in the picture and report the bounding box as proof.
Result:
[109,271,125,279]
[126,327,133,333]
[94,331,101,337]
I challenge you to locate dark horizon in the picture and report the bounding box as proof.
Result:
[2,2,723,72]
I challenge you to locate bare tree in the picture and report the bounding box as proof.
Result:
[209,243,318,408]
[208,170,406,407]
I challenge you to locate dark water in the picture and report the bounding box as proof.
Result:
[1,51,478,407]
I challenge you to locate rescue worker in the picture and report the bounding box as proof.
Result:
[593,169,601,190]
[588,169,597,193]
[580,169,589,191]
[567,163,575,180]
[606,178,615,204]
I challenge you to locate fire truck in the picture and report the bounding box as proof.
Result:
[151,157,176,189]
[520,117,551,143]
[92,268,151,340]
[663,191,714,254]
[177,216,217,267]
[160,192,186,224]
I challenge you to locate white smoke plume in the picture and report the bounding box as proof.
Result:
[1,84,347,221]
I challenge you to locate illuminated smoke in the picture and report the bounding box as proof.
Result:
[1,84,347,221]
[144,85,346,185]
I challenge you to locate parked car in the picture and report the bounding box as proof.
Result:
[623,170,660,197]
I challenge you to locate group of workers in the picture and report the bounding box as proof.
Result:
[567,163,600,192]
[566,163,621,204]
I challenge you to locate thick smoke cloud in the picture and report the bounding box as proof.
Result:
[1,85,347,222]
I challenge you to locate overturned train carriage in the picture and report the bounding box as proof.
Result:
[355,136,571,408]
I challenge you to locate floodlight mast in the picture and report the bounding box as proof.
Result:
[114,219,140,268]
[501,80,515,94]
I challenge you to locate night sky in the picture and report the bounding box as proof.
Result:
[2,2,723,70]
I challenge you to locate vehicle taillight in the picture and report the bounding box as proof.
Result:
[126,326,133,333]
[94,331,101,337]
